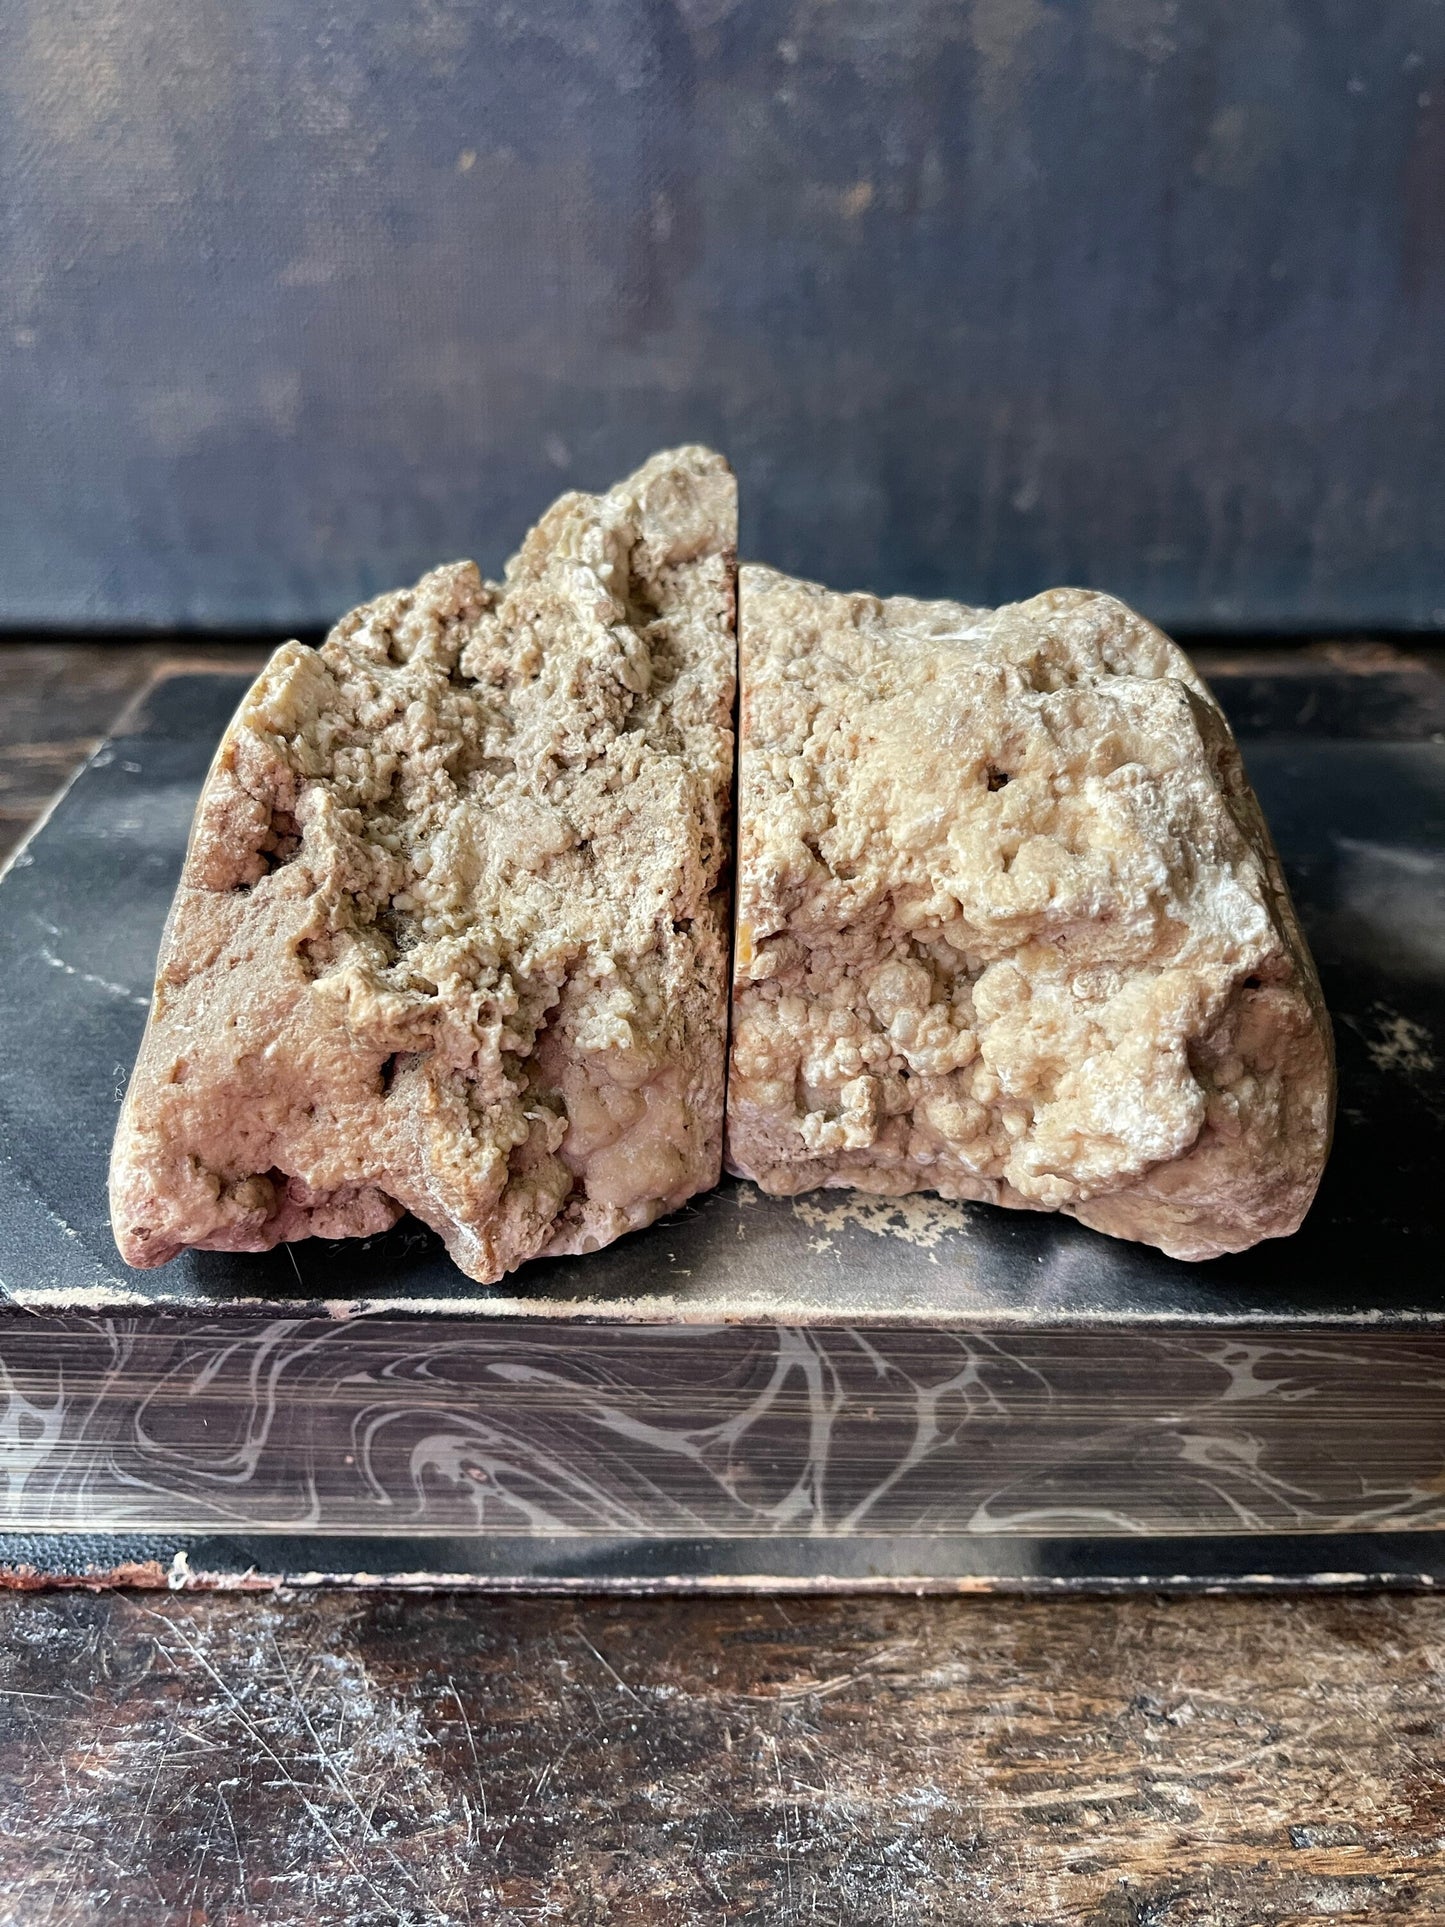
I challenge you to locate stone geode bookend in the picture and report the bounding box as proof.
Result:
[110,448,737,1284]
[110,467,1335,1283]
[727,567,1334,1261]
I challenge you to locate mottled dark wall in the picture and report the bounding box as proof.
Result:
[3,0,1444,631]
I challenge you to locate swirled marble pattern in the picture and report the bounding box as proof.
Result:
[0,1315,1441,1540]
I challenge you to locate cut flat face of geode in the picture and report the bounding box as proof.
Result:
[111,447,736,1284]
[726,566,1334,1261]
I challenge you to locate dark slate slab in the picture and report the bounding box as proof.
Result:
[0,668,1440,1587]
[0,670,1441,1326]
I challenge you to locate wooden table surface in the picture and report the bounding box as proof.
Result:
[1,641,1443,1926]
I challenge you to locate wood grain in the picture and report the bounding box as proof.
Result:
[0,644,269,865]
[0,1589,1442,1924]
[1,640,1443,1924]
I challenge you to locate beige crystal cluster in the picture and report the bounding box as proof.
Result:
[110,447,737,1282]
[111,451,1333,1282]
[726,568,1334,1261]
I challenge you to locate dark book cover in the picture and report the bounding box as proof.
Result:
[0,669,1441,1591]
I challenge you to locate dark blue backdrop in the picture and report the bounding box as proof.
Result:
[3,0,1443,632]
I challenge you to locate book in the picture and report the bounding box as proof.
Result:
[0,666,1441,1591]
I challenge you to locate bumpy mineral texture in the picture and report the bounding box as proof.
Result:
[726,566,1333,1261]
[111,447,736,1284]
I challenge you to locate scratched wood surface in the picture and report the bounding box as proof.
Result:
[1,1589,1443,1924]
[1,640,1443,1925]
[0,642,272,865]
